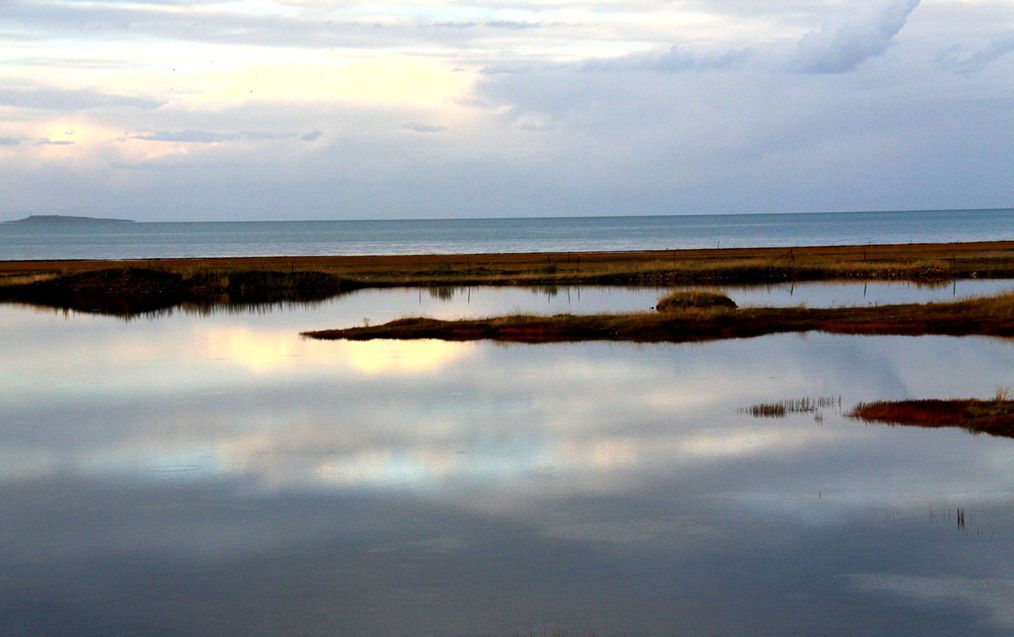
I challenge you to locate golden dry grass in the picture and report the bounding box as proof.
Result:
[2,241,1012,287]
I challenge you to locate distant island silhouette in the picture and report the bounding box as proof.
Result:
[9,215,135,224]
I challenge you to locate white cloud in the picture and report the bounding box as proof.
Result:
[792,0,922,73]
[938,33,1014,74]
[0,0,1011,220]
[403,122,449,133]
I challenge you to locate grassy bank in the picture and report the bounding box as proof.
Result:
[2,241,1011,316]
[303,291,1014,343]
[0,268,367,316]
[849,396,1014,439]
[2,241,1013,288]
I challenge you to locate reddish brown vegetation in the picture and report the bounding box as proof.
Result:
[0,268,364,315]
[3,241,1012,316]
[304,293,1014,343]
[849,399,1014,438]
[2,241,1013,287]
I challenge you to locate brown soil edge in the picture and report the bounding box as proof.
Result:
[2,240,1013,287]
[302,293,1014,343]
[849,399,1014,439]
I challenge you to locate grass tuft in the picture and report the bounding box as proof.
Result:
[744,396,841,418]
[656,289,737,312]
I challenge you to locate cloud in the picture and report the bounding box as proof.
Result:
[132,130,237,143]
[37,139,75,146]
[792,0,922,74]
[432,20,544,30]
[939,34,1014,74]
[5,0,438,51]
[131,130,296,143]
[403,122,447,133]
[581,46,750,74]
[0,0,1011,221]
[0,88,163,111]
[486,20,544,30]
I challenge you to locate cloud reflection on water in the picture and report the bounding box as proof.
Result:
[2,302,1014,635]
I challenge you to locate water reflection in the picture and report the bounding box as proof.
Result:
[5,278,1013,322]
[1,302,1013,635]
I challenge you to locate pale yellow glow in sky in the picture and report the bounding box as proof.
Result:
[177,57,474,109]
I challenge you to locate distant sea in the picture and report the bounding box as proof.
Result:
[1,208,1011,260]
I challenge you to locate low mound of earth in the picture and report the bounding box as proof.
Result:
[656,290,737,311]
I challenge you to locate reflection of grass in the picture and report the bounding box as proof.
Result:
[305,291,1014,343]
[748,403,786,418]
[0,268,366,316]
[745,396,841,419]
[849,398,1014,439]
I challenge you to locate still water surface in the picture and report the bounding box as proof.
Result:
[150,278,1014,323]
[2,285,1013,635]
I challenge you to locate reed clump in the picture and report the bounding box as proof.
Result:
[747,403,786,418]
[656,290,737,312]
[745,396,841,418]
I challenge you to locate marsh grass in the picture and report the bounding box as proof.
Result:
[656,289,737,312]
[3,242,1012,317]
[744,396,841,419]
[3,241,1012,289]
[849,398,1014,439]
[747,403,787,418]
[0,272,59,286]
[0,267,366,316]
[305,291,1014,343]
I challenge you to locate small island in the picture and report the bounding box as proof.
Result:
[7,214,134,224]
[302,290,1014,343]
[849,396,1014,439]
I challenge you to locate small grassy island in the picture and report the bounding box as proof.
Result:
[656,289,737,311]
[849,396,1014,439]
[304,291,1014,343]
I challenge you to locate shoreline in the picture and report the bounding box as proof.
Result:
[2,240,1013,282]
[2,240,1012,317]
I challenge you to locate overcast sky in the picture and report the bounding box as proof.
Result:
[1,0,1011,221]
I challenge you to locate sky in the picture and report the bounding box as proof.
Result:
[1,0,1012,221]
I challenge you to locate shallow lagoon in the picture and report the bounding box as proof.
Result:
[2,286,1013,635]
[142,277,1014,324]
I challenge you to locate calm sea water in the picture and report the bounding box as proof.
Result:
[2,208,1012,259]
[4,204,1014,635]
[2,287,1014,635]
[1,286,1014,632]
